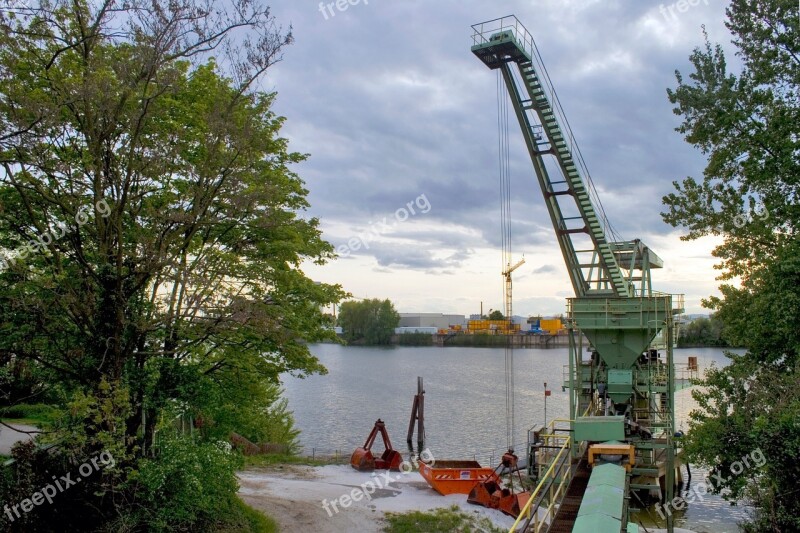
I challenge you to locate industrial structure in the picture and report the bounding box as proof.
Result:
[470,15,693,533]
[398,312,466,330]
[397,313,565,336]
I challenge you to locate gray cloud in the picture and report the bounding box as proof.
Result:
[532,265,558,275]
[264,1,733,304]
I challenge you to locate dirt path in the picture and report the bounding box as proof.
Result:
[237,464,516,532]
[0,423,38,455]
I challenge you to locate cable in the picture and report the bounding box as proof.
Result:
[497,70,515,450]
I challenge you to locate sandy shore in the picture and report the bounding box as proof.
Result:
[237,464,517,532]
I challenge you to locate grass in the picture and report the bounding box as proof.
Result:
[382,505,505,533]
[243,452,348,468]
[214,497,279,533]
[0,403,61,427]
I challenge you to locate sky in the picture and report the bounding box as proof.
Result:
[261,0,739,317]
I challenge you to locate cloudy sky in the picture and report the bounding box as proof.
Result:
[262,0,737,317]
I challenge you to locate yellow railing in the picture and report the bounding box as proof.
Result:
[510,420,574,532]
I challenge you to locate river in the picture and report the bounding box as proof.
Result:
[280,344,749,532]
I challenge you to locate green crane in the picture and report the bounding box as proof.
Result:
[471,16,685,532]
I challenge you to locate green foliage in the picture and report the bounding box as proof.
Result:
[663,1,800,530]
[0,439,121,532]
[215,498,278,533]
[0,1,344,530]
[487,310,504,321]
[662,0,799,280]
[243,453,345,468]
[0,356,55,408]
[338,299,400,345]
[382,505,503,533]
[677,316,728,347]
[397,332,434,346]
[683,359,800,532]
[203,375,301,451]
[705,241,800,368]
[444,334,508,347]
[130,435,241,531]
[0,403,61,425]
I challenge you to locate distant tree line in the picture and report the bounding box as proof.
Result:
[397,332,434,346]
[338,299,400,345]
[677,316,729,347]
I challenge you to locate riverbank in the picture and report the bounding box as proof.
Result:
[237,463,514,532]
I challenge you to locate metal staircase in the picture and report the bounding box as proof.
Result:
[471,18,639,299]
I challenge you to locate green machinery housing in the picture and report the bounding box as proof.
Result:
[471,16,686,532]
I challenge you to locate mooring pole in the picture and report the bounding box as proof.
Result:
[406,395,418,445]
[407,377,425,450]
[417,376,425,450]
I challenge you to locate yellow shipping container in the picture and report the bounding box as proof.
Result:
[540,319,564,334]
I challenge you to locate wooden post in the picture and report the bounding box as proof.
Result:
[417,376,425,450]
[406,377,425,450]
[406,395,419,444]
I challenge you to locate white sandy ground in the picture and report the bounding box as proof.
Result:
[237,465,700,533]
[237,464,518,532]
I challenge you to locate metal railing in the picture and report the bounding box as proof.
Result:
[510,418,578,532]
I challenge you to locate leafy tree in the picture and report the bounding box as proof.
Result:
[662,1,799,530]
[677,315,727,347]
[338,299,400,345]
[0,0,344,529]
[488,310,505,321]
[662,1,798,278]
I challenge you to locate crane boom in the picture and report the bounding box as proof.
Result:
[503,258,525,278]
[471,18,663,298]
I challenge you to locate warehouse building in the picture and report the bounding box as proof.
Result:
[399,313,466,330]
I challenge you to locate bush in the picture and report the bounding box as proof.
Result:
[0,440,116,532]
[131,435,242,531]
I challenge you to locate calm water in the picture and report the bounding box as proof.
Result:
[280,344,749,532]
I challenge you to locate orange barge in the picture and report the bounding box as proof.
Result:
[419,460,501,495]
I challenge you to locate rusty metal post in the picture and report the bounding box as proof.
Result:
[406,395,419,444]
[417,377,425,450]
[406,377,425,450]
